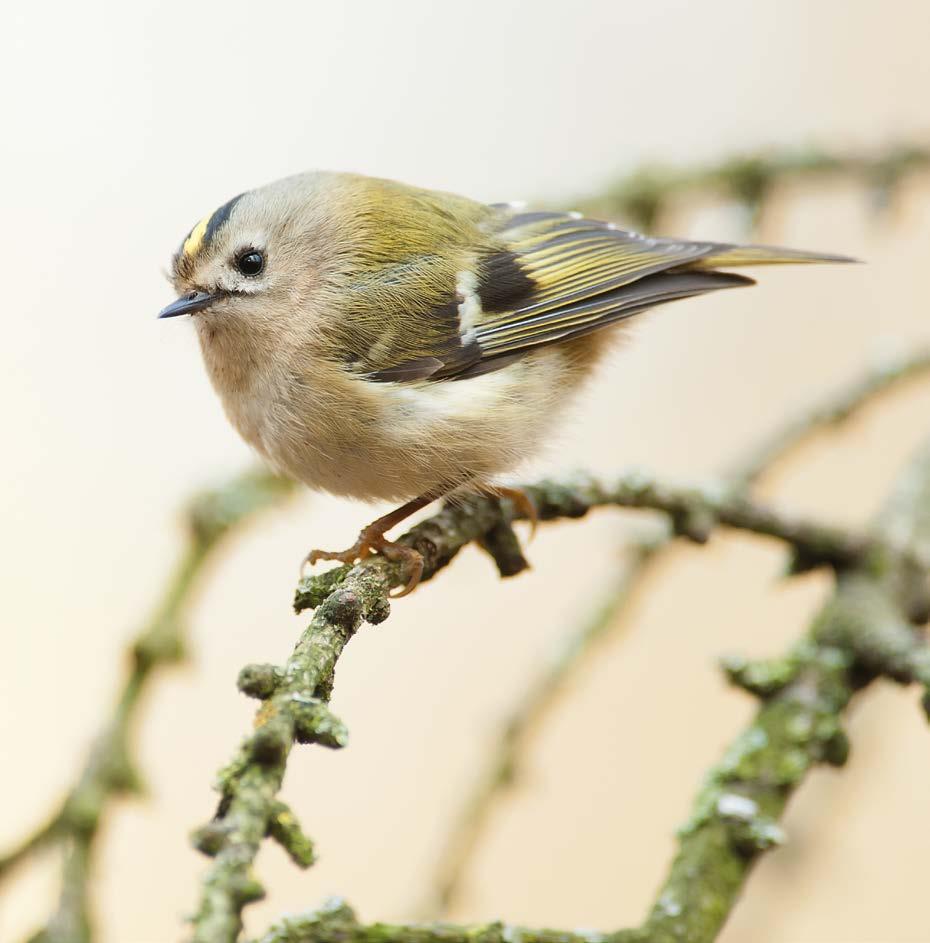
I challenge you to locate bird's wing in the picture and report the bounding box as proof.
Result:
[362,208,852,383]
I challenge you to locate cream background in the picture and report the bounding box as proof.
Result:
[2,1,930,941]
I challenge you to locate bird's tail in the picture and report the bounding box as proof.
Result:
[690,243,859,269]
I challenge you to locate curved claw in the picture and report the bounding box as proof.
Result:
[301,535,425,597]
[300,541,364,579]
[381,544,425,597]
[300,492,440,597]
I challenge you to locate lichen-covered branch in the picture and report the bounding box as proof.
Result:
[189,569,384,942]
[622,442,930,943]
[246,437,930,943]
[253,899,614,943]
[427,346,930,916]
[0,470,296,943]
[291,474,900,612]
[192,466,922,942]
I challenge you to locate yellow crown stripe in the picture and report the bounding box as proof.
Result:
[182,214,211,259]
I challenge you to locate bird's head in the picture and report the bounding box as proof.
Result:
[159,173,342,332]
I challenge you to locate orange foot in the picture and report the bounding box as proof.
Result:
[303,526,425,598]
[303,491,441,597]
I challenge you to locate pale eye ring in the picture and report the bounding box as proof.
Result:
[235,249,265,277]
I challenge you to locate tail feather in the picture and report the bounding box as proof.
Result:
[691,244,859,269]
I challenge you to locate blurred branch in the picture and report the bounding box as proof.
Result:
[426,541,664,918]
[428,346,930,915]
[0,470,296,943]
[728,348,930,488]
[578,143,930,230]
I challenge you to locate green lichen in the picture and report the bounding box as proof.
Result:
[267,803,316,869]
[721,654,799,697]
[238,663,282,700]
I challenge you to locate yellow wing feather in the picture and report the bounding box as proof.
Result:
[464,211,852,360]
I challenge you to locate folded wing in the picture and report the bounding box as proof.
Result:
[365,208,852,382]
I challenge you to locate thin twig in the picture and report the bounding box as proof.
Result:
[0,471,296,942]
[0,816,62,883]
[729,348,930,488]
[426,346,930,917]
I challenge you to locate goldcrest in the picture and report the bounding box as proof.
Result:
[160,171,849,593]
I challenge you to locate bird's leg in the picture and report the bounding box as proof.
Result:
[481,485,538,540]
[303,490,444,597]
[303,485,535,597]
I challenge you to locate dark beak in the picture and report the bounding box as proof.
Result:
[157,290,223,319]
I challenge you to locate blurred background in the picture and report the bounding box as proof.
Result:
[2,1,930,941]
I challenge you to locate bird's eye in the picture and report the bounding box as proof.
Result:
[235,250,265,277]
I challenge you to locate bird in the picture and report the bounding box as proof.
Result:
[159,171,851,595]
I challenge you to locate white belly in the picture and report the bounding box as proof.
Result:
[200,323,585,503]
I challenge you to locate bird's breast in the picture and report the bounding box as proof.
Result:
[197,325,591,503]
